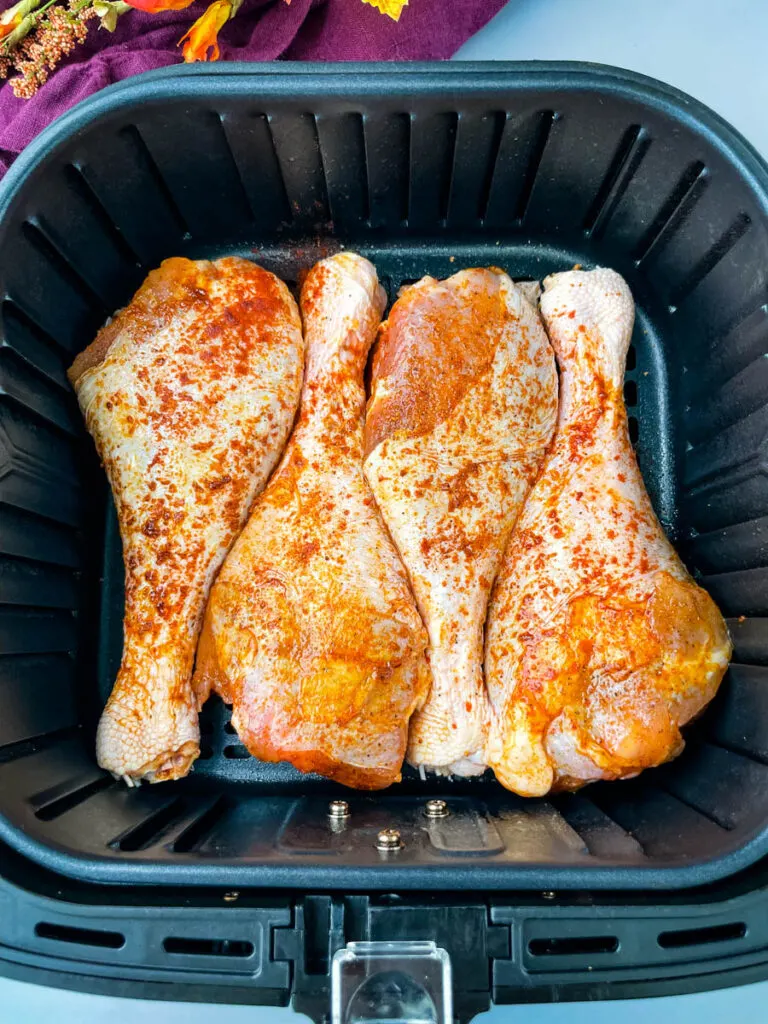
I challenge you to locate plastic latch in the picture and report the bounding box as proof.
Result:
[331,940,452,1024]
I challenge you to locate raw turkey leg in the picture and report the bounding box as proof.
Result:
[69,257,304,783]
[364,269,558,776]
[193,253,429,790]
[485,268,732,796]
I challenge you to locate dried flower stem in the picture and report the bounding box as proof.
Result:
[4,0,92,97]
[1,0,405,102]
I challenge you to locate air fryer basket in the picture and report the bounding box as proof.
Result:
[0,63,767,891]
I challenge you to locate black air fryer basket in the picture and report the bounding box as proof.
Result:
[1,64,768,1018]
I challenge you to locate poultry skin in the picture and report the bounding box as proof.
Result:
[364,269,558,777]
[69,256,304,784]
[485,268,732,796]
[193,253,429,789]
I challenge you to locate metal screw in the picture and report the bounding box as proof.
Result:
[223,891,239,903]
[328,799,350,820]
[424,799,449,819]
[376,828,403,852]
[541,891,556,900]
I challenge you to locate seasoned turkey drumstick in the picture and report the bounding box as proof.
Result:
[69,257,304,784]
[364,269,558,776]
[485,268,732,795]
[193,253,429,789]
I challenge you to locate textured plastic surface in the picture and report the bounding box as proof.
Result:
[0,63,767,890]
[331,941,452,1024]
[3,846,768,1021]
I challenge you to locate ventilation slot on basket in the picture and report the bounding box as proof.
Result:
[65,163,142,268]
[21,220,108,317]
[477,111,507,222]
[407,111,458,228]
[171,797,230,854]
[119,124,190,239]
[1,299,70,387]
[628,416,639,445]
[528,935,619,957]
[626,344,637,371]
[266,112,330,231]
[367,113,410,226]
[584,124,649,239]
[109,798,187,851]
[670,213,752,307]
[0,352,80,436]
[2,300,68,367]
[634,160,708,265]
[35,922,124,949]
[439,113,459,224]
[213,112,257,229]
[624,380,638,407]
[515,110,556,224]
[223,744,251,759]
[314,112,369,230]
[198,712,214,760]
[0,727,78,766]
[34,775,114,821]
[657,921,746,949]
[163,937,254,958]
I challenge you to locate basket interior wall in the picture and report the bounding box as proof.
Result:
[0,70,767,887]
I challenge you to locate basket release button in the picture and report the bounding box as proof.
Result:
[331,940,452,1024]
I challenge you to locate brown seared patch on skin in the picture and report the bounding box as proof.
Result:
[68,315,124,387]
[364,270,505,457]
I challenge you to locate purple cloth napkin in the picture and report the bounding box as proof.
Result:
[0,0,506,179]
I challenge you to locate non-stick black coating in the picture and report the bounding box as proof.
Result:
[0,63,766,889]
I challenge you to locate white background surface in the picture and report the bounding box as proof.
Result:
[457,0,768,159]
[2,974,768,1023]
[4,0,768,1020]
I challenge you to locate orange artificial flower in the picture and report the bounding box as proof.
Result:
[124,0,195,12]
[0,11,22,41]
[178,0,230,61]
[0,0,37,42]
